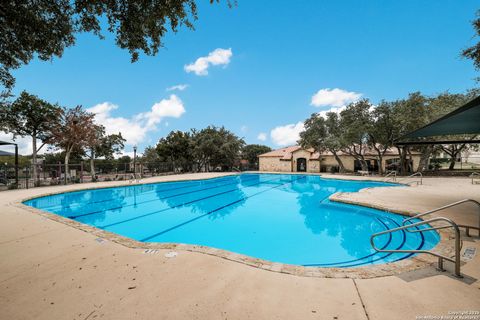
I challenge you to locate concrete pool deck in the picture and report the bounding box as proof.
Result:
[0,172,479,319]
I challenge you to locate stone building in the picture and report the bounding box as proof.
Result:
[258,146,421,173]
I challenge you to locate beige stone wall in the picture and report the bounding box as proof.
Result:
[259,153,422,173]
[307,160,320,173]
[259,157,292,172]
[318,155,356,171]
[291,150,320,173]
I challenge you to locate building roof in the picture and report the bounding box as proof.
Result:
[258,145,420,160]
[258,146,303,158]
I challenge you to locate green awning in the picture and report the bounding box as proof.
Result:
[402,95,480,139]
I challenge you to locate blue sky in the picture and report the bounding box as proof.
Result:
[4,0,479,155]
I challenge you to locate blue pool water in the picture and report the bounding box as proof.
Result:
[24,173,439,267]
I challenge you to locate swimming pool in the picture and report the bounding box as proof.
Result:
[24,173,439,267]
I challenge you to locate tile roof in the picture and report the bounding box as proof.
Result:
[258,146,302,158]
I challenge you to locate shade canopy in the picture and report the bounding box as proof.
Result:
[0,140,17,146]
[0,150,14,156]
[402,95,480,139]
[0,140,19,185]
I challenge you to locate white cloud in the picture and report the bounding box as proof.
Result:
[270,122,305,146]
[184,48,233,76]
[87,94,185,146]
[166,84,188,92]
[257,132,267,141]
[317,105,347,119]
[317,103,376,119]
[240,125,248,133]
[138,94,185,130]
[311,88,362,108]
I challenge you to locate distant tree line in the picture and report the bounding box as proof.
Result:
[299,90,480,175]
[142,128,271,172]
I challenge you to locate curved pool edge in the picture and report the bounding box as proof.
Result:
[12,174,457,279]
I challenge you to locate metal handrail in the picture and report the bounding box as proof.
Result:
[383,171,397,182]
[470,172,480,185]
[397,172,423,185]
[128,173,141,184]
[402,199,480,237]
[370,217,462,277]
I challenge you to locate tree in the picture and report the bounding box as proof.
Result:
[154,127,244,172]
[462,10,480,73]
[0,0,228,97]
[142,146,161,163]
[367,101,396,174]
[390,92,429,174]
[339,99,373,171]
[440,139,478,170]
[300,112,347,172]
[118,155,132,164]
[192,126,244,171]
[0,91,62,186]
[50,106,98,181]
[44,150,84,165]
[156,130,194,172]
[142,146,162,173]
[241,144,271,169]
[86,125,125,181]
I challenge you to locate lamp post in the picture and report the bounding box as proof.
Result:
[133,145,137,180]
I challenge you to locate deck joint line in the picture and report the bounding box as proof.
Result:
[352,279,370,320]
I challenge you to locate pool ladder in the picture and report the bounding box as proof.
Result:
[397,172,423,185]
[383,172,422,185]
[370,199,480,277]
[383,171,397,182]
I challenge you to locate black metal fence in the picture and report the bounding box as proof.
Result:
[0,162,170,190]
[0,161,253,191]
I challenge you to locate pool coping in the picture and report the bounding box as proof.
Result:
[11,173,461,279]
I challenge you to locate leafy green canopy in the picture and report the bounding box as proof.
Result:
[88,125,125,160]
[0,91,62,144]
[193,126,245,169]
[156,130,194,172]
[0,0,226,96]
[241,144,271,166]
[463,10,480,72]
[155,126,244,171]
